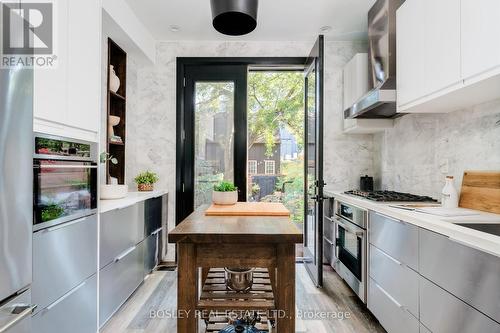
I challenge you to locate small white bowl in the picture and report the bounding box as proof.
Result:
[100,184,128,200]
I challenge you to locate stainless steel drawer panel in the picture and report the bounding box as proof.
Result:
[420,324,431,333]
[369,244,419,318]
[0,289,32,333]
[368,278,419,333]
[33,215,97,313]
[419,228,500,323]
[323,237,334,266]
[100,202,145,268]
[99,242,144,327]
[369,211,418,269]
[33,274,97,333]
[420,276,500,333]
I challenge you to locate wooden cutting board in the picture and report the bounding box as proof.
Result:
[205,202,290,216]
[459,171,500,214]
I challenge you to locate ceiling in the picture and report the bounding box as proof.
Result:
[123,0,376,41]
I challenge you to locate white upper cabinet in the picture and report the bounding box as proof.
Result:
[397,0,500,113]
[34,0,101,141]
[461,0,500,80]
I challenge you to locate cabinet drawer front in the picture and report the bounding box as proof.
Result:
[323,237,334,266]
[144,196,163,235]
[369,244,419,318]
[419,229,500,323]
[100,202,145,268]
[323,216,335,243]
[99,242,144,327]
[368,278,419,333]
[33,215,97,312]
[420,276,500,333]
[33,274,97,333]
[369,211,418,269]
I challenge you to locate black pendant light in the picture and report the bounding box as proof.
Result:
[210,0,258,36]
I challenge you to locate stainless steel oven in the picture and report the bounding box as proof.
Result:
[333,200,367,303]
[33,134,98,231]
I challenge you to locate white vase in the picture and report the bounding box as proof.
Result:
[109,65,120,93]
[212,190,238,205]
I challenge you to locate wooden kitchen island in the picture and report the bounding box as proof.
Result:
[168,204,303,333]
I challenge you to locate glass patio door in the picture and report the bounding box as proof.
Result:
[177,65,247,223]
[303,36,325,287]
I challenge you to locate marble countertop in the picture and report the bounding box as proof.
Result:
[100,190,168,214]
[324,188,500,258]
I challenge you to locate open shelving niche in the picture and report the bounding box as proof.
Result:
[106,38,127,184]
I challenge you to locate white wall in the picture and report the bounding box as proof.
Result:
[129,40,369,261]
[374,99,500,199]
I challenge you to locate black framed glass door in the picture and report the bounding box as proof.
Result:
[303,35,325,287]
[177,65,247,223]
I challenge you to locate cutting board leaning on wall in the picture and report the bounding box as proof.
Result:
[459,171,500,214]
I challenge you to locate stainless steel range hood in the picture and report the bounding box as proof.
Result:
[344,0,402,119]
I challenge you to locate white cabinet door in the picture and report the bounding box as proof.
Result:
[396,0,425,107]
[34,0,68,124]
[66,0,100,132]
[461,0,500,80]
[423,0,461,95]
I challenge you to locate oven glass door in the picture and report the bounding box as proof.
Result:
[34,160,97,229]
[337,220,363,281]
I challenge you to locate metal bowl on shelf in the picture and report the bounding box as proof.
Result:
[225,267,255,292]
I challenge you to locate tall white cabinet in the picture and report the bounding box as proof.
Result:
[34,0,101,142]
[397,0,500,113]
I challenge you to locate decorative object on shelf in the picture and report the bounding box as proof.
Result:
[225,267,255,292]
[441,176,458,208]
[213,181,238,205]
[109,65,120,93]
[108,115,122,143]
[219,313,263,333]
[134,171,159,191]
[99,152,118,165]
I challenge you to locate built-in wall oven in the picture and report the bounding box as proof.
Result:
[333,200,367,303]
[33,134,98,231]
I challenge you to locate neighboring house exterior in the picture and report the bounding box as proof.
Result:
[247,141,281,176]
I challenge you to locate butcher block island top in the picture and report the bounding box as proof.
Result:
[169,203,302,244]
[169,204,303,333]
[205,202,291,217]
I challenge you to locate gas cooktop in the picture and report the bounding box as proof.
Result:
[345,190,437,202]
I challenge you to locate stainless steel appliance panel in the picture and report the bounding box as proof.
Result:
[369,211,418,270]
[419,275,500,333]
[32,215,97,313]
[0,54,33,302]
[100,202,145,268]
[32,274,97,333]
[368,278,419,333]
[144,228,162,274]
[322,237,333,266]
[419,228,500,323]
[369,244,419,318]
[0,290,33,333]
[99,241,144,327]
[323,215,335,243]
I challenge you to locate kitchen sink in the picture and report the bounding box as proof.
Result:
[454,223,500,237]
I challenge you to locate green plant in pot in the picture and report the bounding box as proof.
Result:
[134,171,159,192]
[213,181,238,205]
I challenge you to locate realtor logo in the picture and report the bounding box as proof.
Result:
[1,1,56,68]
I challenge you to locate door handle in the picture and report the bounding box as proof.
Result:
[114,245,137,262]
[0,304,37,333]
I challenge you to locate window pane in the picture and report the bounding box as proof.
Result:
[194,81,234,209]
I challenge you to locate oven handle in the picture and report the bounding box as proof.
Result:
[334,218,365,237]
[36,164,98,169]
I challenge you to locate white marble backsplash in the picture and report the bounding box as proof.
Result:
[374,99,500,199]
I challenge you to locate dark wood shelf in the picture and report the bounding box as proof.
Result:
[106,38,127,185]
[109,90,126,100]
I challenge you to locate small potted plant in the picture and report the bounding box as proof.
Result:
[213,181,238,205]
[134,171,159,192]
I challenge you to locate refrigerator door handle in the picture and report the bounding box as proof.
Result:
[0,304,37,333]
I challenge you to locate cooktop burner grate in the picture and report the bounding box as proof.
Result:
[345,190,437,202]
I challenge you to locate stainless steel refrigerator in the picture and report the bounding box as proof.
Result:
[0,9,35,333]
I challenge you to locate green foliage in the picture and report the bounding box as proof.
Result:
[100,152,118,165]
[41,203,64,222]
[134,171,159,185]
[248,72,305,156]
[214,181,237,192]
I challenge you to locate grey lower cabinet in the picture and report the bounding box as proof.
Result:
[99,241,145,327]
[32,274,97,333]
[368,210,500,333]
